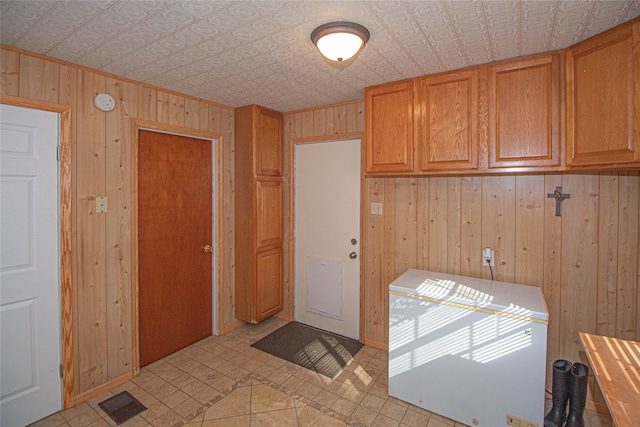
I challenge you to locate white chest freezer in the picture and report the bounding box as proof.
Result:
[389,269,548,427]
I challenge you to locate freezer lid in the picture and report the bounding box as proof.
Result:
[389,269,548,322]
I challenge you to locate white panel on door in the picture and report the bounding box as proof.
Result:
[1,299,37,398]
[307,257,343,320]
[1,123,36,158]
[1,177,34,270]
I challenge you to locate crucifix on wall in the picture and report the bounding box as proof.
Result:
[547,186,570,216]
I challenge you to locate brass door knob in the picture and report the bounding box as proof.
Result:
[202,245,213,253]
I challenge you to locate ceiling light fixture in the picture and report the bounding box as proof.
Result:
[311,21,370,62]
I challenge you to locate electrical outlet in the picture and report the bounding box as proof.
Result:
[371,202,383,215]
[482,247,494,266]
[506,415,537,427]
[506,415,521,426]
[96,196,108,213]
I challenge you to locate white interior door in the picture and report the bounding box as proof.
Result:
[294,139,361,339]
[1,104,62,425]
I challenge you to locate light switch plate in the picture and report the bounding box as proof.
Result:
[96,196,108,213]
[371,202,383,215]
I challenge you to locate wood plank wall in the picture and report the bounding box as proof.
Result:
[1,46,237,397]
[363,172,639,410]
[4,44,639,412]
[284,102,640,412]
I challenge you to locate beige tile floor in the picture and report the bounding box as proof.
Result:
[32,317,613,427]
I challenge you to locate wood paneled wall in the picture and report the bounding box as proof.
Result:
[1,46,237,398]
[283,101,639,412]
[362,172,639,410]
[5,44,639,413]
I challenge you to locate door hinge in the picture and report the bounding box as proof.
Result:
[60,363,63,378]
[56,145,61,161]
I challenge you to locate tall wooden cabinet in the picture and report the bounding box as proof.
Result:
[234,105,283,323]
[566,21,640,168]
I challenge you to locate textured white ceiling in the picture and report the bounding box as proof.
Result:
[2,1,639,112]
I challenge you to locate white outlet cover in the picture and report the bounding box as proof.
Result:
[94,93,115,112]
[482,248,494,266]
[96,196,108,213]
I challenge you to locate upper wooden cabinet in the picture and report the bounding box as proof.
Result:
[415,69,480,171]
[244,105,282,176]
[364,18,640,175]
[255,106,283,176]
[235,104,283,177]
[364,80,413,173]
[488,53,562,170]
[566,21,640,168]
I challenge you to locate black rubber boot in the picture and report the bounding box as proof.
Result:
[544,359,572,427]
[564,362,589,427]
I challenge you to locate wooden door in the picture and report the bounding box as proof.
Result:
[138,130,212,366]
[415,69,479,171]
[365,80,414,174]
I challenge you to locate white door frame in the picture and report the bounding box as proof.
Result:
[131,119,224,375]
[290,134,365,340]
[0,95,74,409]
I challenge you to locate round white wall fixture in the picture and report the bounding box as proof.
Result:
[94,93,115,112]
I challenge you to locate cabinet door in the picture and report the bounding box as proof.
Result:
[415,69,479,171]
[256,246,283,322]
[256,106,282,176]
[488,53,561,169]
[365,80,414,173]
[567,23,640,167]
[256,178,282,248]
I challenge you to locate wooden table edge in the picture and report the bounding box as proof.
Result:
[579,332,640,427]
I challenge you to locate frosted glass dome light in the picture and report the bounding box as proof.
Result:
[311,22,370,62]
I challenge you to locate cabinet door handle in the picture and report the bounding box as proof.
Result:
[202,245,213,253]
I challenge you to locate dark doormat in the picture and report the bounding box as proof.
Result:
[98,391,146,425]
[251,321,363,378]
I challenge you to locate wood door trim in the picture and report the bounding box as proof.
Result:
[131,119,224,376]
[0,94,74,408]
[289,134,366,342]
[291,132,363,145]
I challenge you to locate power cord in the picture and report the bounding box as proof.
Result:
[487,258,494,280]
